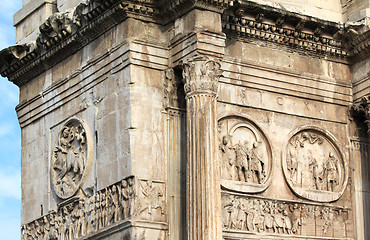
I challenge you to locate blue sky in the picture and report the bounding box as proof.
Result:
[0,0,23,239]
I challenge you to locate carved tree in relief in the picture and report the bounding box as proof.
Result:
[51,119,89,199]
[283,129,348,202]
[218,117,272,193]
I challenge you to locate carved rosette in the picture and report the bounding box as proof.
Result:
[283,128,348,202]
[218,116,273,193]
[182,56,222,96]
[51,118,91,199]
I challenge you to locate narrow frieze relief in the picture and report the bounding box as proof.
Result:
[182,56,223,96]
[51,118,92,199]
[21,176,136,240]
[222,193,351,238]
[283,128,348,202]
[218,116,273,193]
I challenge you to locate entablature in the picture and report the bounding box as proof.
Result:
[0,0,369,87]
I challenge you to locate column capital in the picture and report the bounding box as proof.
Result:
[182,56,223,96]
[351,95,370,134]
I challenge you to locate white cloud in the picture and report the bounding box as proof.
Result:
[0,170,21,200]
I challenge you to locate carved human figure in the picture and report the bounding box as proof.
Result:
[290,204,302,234]
[96,193,103,229]
[251,200,264,232]
[120,179,129,219]
[61,206,72,240]
[263,201,274,233]
[47,213,58,240]
[52,121,87,199]
[101,191,108,227]
[74,201,85,237]
[220,135,236,180]
[233,142,249,182]
[86,197,96,234]
[236,199,247,230]
[287,140,300,185]
[223,196,237,229]
[324,152,339,192]
[108,185,120,224]
[309,155,323,190]
[127,177,135,217]
[138,180,164,220]
[249,142,265,184]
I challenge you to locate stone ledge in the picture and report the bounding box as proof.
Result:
[13,0,55,26]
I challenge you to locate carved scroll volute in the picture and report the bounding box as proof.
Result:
[51,118,92,199]
[182,56,223,96]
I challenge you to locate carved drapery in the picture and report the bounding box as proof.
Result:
[21,177,166,240]
[283,128,348,202]
[21,176,135,240]
[222,193,350,238]
[218,116,273,193]
[182,56,223,240]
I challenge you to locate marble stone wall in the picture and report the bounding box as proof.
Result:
[1,0,369,239]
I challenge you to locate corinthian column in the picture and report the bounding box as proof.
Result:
[182,56,223,240]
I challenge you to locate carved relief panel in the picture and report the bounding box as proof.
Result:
[283,128,348,202]
[136,179,166,222]
[222,193,350,239]
[51,118,92,199]
[21,176,135,240]
[218,116,273,193]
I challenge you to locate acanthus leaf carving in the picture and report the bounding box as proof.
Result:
[350,95,370,134]
[182,56,222,96]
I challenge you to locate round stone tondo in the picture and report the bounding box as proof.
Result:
[51,119,89,199]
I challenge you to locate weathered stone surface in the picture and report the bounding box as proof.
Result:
[2,0,370,240]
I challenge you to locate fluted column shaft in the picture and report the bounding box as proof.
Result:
[182,56,222,240]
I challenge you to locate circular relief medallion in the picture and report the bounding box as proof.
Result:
[51,119,90,199]
[218,116,273,193]
[283,129,348,202]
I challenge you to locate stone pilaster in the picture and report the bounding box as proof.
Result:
[182,56,223,240]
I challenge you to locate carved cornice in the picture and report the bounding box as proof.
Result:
[222,1,348,60]
[0,0,158,86]
[158,0,234,20]
[182,56,223,96]
[1,0,369,85]
[347,29,370,61]
[350,96,370,134]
